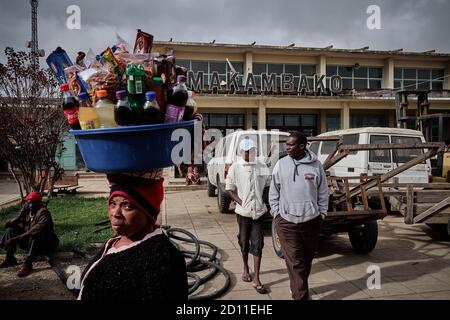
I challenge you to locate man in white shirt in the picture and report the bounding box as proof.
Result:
[225,138,270,294]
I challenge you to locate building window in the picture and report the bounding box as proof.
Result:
[252,63,316,90]
[327,65,383,90]
[350,112,387,128]
[179,60,244,88]
[252,113,258,128]
[266,114,317,136]
[202,113,245,135]
[326,113,341,131]
[394,68,445,90]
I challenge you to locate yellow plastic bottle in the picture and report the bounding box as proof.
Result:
[94,90,117,128]
[77,92,100,129]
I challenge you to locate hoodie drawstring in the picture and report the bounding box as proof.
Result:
[292,159,300,182]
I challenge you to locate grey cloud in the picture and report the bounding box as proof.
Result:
[0,0,449,65]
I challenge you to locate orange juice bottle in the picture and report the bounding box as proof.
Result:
[77,93,100,129]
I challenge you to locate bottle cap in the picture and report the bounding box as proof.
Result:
[77,92,88,101]
[145,91,156,101]
[152,77,163,86]
[96,90,108,98]
[116,90,127,100]
[177,75,187,83]
[60,84,69,92]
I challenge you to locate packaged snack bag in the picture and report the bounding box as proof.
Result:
[64,65,93,98]
[86,66,121,104]
[133,29,154,54]
[100,47,124,80]
[46,47,73,85]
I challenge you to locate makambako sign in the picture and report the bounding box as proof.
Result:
[187,71,342,95]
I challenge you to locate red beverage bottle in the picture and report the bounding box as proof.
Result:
[61,84,81,130]
[165,75,188,123]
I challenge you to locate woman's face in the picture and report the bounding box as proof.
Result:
[108,195,150,238]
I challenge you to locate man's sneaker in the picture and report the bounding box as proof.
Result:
[0,257,17,268]
[17,263,32,277]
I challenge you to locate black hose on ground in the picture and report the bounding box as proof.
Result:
[163,225,231,300]
[50,225,231,300]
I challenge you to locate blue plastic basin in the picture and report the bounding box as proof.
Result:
[70,120,195,173]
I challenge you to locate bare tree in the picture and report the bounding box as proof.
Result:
[0,47,69,199]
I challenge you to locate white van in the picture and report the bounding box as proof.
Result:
[207,130,290,213]
[309,127,432,184]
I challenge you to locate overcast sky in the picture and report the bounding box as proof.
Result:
[0,0,449,65]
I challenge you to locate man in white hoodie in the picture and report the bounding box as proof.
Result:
[226,138,271,294]
[269,131,329,300]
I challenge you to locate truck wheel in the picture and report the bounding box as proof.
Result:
[348,220,378,254]
[207,178,216,197]
[217,179,231,213]
[271,217,284,259]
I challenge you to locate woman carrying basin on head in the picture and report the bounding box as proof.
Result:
[77,173,188,300]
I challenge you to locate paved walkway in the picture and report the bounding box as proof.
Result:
[1,180,449,300]
[161,190,450,300]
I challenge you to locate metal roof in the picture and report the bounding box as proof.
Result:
[154,41,450,59]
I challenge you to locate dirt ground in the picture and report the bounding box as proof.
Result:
[0,253,88,300]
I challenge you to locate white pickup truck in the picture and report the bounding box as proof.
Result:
[206,130,289,213]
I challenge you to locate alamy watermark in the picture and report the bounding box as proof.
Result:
[66,5,81,30]
[366,5,381,30]
[366,265,381,289]
[66,265,81,290]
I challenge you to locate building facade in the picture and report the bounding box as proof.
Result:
[153,41,450,139]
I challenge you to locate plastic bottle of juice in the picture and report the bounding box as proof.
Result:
[94,90,117,128]
[78,92,100,129]
[165,75,188,123]
[149,77,166,116]
[114,90,134,126]
[142,91,161,124]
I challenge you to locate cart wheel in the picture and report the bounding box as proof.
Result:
[217,177,231,214]
[207,178,216,197]
[348,220,378,254]
[272,217,284,259]
[426,223,447,232]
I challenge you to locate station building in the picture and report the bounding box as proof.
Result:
[153,41,450,139]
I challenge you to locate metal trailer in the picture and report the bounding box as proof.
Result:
[271,138,445,258]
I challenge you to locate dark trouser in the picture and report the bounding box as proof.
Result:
[236,215,264,258]
[0,226,59,265]
[275,214,322,300]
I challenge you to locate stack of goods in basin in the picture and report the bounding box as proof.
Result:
[47,29,200,172]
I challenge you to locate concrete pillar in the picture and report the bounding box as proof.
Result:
[258,103,266,130]
[244,52,253,83]
[245,108,253,129]
[342,102,350,129]
[444,61,450,90]
[320,110,327,133]
[384,58,394,89]
[318,55,327,77]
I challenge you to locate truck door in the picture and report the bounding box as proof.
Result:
[368,134,393,177]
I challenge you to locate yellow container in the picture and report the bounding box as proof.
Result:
[443,151,450,178]
[79,107,100,130]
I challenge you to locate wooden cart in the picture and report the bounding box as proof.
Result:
[271,139,446,258]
